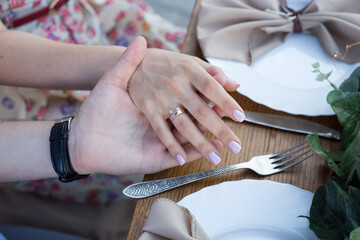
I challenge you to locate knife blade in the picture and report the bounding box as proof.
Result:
[229,111,341,140]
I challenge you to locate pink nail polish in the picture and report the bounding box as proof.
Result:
[209,152,221,165]
[229,141,242,154]
[233,110,245,122]
[176,154,185,166]
[231,78,241,85]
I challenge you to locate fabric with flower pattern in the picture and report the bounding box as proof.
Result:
[0,0,186,203]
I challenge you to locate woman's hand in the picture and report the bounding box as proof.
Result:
[128,48,245,166]
[69,37,222,176]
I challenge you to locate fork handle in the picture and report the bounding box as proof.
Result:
[123,162,249,198]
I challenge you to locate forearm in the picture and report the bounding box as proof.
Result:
[0,120,57,181]
[0,27,125,90]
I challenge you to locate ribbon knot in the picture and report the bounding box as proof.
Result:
[264,8,302,33]
[279,0,314,33]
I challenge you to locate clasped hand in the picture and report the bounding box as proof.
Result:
[69,37,245,176]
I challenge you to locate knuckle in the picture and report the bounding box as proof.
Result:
[198,142,211,155]
[179,61,198,72]
[216,128,231,141]
[199,80,216,95]
[216,66,225,74]
[195,105,210,119]
[167,80,182,93]
[191,55,201,62]
[208,65,219,74]
[166,142,178,153]
[157,77,169,88]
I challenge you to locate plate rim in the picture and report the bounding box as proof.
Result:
[177,179,318,240]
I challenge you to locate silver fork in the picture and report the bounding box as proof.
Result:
[123,142,313,198]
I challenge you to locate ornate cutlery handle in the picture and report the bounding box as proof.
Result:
[123,162,248,198]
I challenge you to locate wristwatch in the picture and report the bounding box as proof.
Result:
[49,116,89,182]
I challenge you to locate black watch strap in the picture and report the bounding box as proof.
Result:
[49,117,89,183]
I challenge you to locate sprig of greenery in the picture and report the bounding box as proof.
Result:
[312,62,339,91]
[306,64,360,240]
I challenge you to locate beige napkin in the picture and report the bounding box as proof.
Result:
[197,0,360,65]
[139,198,210,240]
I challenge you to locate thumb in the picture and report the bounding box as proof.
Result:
[99,36,147,89]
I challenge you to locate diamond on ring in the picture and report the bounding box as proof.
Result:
[168,107,185,122]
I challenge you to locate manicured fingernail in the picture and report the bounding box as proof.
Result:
[233,110,245,122]
[176,154,185,166]
[229,141,242,154]
[230,78,241,85]
[209,152,221,165]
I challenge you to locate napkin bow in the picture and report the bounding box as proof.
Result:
[139,198,210,240]
[197,0,360,65]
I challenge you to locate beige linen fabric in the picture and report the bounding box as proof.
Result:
[139,198,210,240]
[197,0,360,65]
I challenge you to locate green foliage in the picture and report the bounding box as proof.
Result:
[350,227,360,240]
[308,182,360,240]
[330,93,360,149]
[307,134,342,177]
[307,66,360,240]
[312,62,337,89]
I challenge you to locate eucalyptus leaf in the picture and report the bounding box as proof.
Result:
[308,185,343,240]
[340,66,360,92]
[342,122,360,152]
[331,92,360,126]
[341,76,360,93]
[312,62,320,69]
[347,187,360,227]
[327,150,345,163]
[350,67,360,81]
[358,161,360,183]
[307,134,343,177]
[309,182,349,239]
[350,227,360,240]
[340,128,360,179]
[327,89,342,104]
[316,73,325,81]
[325,71,332,79]
[330,92,360,148]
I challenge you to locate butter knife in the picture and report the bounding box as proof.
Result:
[235,111,341,140]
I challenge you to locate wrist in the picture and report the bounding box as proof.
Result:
[68,117,89,175]
[49,116,90,182]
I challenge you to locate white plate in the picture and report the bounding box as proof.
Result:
[177,180,318,240]
[207,34,360,116]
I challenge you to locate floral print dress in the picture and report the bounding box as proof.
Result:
[0,0,185,203]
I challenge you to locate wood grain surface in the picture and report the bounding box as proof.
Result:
[126,1,341,239]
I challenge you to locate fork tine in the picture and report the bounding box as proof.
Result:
[271,145,310,163]
[273,150,312,167]
[276,154,313,172]
[270,141,307,158]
